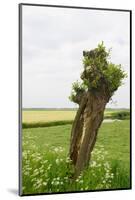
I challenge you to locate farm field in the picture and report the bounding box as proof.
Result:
[22,110,76,123]
[22,108,129,123]
[22,109,131,195]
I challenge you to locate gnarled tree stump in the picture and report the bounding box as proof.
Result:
[68,43,126,178]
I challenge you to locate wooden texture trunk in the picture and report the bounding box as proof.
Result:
[69,91,107,177]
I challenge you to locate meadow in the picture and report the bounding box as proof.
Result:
[22,109,131,195]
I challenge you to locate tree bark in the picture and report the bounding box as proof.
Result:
[69,91,107,178]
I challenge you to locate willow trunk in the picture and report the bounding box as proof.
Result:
[69,91,107,178]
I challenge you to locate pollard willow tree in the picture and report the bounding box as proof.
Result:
[69,42,126,178]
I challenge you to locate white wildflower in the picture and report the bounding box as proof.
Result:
[79,180,83,184]
[55,181,59,185]
[91,161,96,167]
[56,158,60,164]
[47,165,51,170]
[54,147,59,152]
[43,182,47,186]
[66,157,71,163]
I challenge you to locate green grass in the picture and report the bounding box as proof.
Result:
[22,120,130,194]
[22,120,73,129]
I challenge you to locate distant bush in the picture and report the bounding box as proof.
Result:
[111,111,130,120]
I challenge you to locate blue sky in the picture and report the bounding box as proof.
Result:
[22,5,130,108]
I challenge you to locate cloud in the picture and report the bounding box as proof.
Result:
[22,5,130,108]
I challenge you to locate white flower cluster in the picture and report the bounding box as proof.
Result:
[22,144,73,194]
[22,138,115,194]
[53,146,65,153]
[51,177,64,186]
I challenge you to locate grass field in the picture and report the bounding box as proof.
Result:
[22,109,131,195]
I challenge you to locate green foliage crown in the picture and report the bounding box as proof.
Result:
[69,42,127,103]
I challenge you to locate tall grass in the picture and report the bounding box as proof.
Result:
[22,144,130,195]
[22,120,130,194]
[110,160,130,189]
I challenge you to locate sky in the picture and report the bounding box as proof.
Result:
[22,5,130,108]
